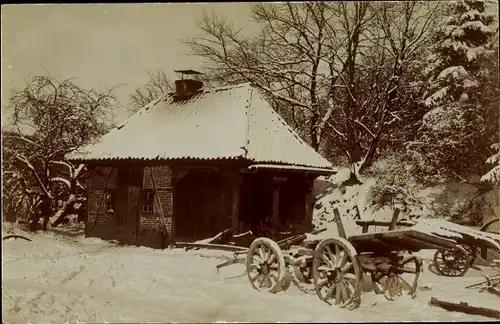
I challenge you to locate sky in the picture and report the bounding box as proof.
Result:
[1,3,258,125]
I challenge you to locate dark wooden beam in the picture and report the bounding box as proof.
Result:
[429,297,500,319]
[304,178,314,230]
[356,220,415,232]
[91,167,114,230]
[173,242,247,252]
[389,208,401,231]
[231,174,242,233]
[333,208,347,239]
[271,176,288,232]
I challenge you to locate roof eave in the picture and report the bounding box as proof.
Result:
[66,156,250,166]
[247,163,337,176]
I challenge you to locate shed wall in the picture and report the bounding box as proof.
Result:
[86,165,173,248]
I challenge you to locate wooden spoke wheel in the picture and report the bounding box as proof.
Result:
[312,238,362,309]
[246,237,286,294]
[291,257,316,295]
[461,244,477,265]
[295,263,313,283]
[433,245,471,277]
[371,255,422,301]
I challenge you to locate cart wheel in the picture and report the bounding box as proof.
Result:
[433,245,471,277]
[246,237,286,294]
[291,259,316,295]
[461,244,477,265]
[371,255,422,301]
[279,266,293,291]
[312,238,362,309]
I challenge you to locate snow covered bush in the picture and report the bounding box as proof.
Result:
[365,154,426,221]
[481,143,500,184]
[407,103,486,183]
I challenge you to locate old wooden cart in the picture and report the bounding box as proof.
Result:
[425,218,500,277]
[215,209,462,309]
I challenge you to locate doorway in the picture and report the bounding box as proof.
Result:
[115,166,142,241]
[239,174,274,234]
[175,170,232,241]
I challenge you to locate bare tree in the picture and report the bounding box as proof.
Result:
[3,75,116,230]
[128,69,174,112]
[184,1,442,173]
[353,1,443,172]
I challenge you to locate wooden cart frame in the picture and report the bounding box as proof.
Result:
[216,208,460,309]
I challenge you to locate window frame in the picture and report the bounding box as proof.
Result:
[104,189,117,214]
[142,188,155,214]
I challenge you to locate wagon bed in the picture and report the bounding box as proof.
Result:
[410,218,500,277]
[411,218,500,251]
[346,229,460,253]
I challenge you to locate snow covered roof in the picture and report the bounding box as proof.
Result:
[67,83,334,171]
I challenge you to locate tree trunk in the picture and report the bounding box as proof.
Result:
[51,194,78,227]
[28,195,51,232]
[51,176,83,227]
[40,195,52,231]
[309,114,320,152]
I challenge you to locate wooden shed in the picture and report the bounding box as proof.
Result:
[67,74,336,248]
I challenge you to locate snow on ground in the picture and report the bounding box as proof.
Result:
[2,225,500,323]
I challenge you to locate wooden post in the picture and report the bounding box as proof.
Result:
[389,208,401,231]
[148,166,167,229]
[231,174,242,233]
[171,169,189,245]
[91,167,114,230]
[271,176,287,232]
[333,208,347,239]
[304,177,315,231]
[85,171,90,236]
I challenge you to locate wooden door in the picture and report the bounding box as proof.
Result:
[115,166,142,234]
[175,171,230,241]
[127,167,142,234]
[127,187,141,234]
[115,167,130,227]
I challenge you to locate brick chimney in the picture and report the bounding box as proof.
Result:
[173,69,204,102]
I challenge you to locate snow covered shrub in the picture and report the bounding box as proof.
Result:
[312,168,368,236]
[481,143,500,184]
[365,154,425,221]
[407,103,486,183]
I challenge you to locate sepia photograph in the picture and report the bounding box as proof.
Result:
[1,1,500,322]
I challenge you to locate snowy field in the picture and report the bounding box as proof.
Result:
[2,224,499,323]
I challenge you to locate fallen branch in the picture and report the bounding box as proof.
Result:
[429,297,500,320]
